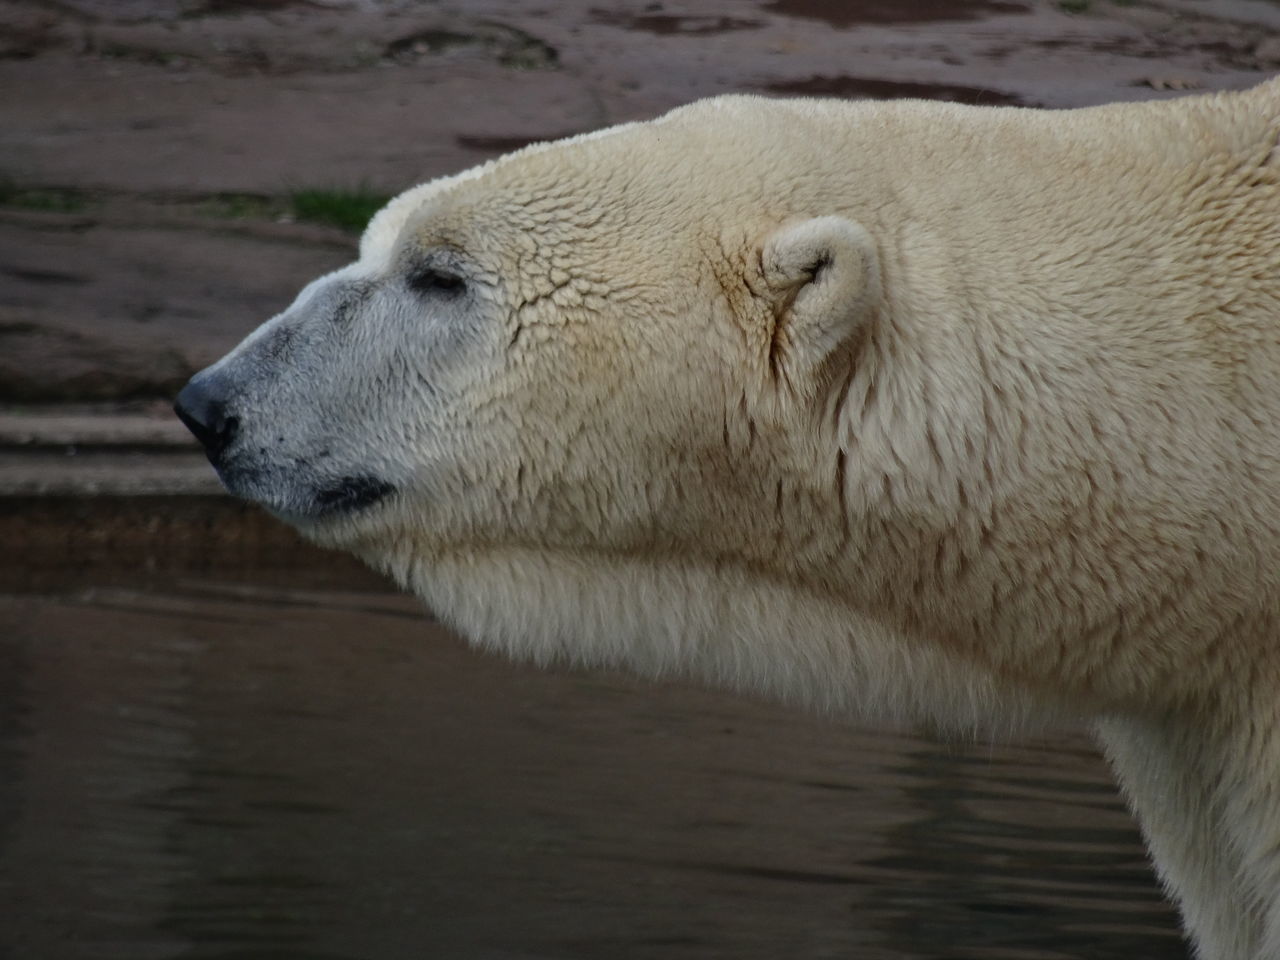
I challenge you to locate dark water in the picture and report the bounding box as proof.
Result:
[0,501,1188,960]
[761,0,1030,28]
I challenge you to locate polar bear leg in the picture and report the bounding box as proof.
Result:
[1097,713,1268,960]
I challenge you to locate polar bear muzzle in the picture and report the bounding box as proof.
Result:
[172,320,396,522]
[174,352,397,521]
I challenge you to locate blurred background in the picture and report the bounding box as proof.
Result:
[3,1,1278,957]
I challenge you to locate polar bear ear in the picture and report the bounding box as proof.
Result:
[759,216,881,380]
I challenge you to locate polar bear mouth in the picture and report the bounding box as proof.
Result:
[310,476,397,516]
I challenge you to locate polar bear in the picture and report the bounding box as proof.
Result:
[175,80,1280,959]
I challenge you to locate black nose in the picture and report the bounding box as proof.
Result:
[174,372,238,461]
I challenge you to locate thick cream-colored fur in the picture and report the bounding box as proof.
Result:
[202,80,1280,958]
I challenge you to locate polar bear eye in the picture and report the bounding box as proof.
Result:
[407,265,467,298]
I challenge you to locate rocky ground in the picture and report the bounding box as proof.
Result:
[2,0,1280,491]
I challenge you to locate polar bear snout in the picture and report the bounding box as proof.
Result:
[174,359,400,521]
[170,261,426,524]
[174,370,238,465]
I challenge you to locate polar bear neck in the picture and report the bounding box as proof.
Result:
[799,89,1280,716]
[382,542,1071,737]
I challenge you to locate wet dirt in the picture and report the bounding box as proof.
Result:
[763,75,1030,106]
[587,11,766,36]
[0,501,1189,959]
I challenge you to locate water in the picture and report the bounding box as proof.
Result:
[0,502,1188,960]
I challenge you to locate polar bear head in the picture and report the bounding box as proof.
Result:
[175,92,1198,720]
[173,97,921,667]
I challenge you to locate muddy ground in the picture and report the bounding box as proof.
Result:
[2,0,1280,404]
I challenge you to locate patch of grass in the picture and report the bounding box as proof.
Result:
[197,192,285,221]
[0,180,90,213]
[289,186,390,233]
[1057,0,1090,11]
[0,179,390,233]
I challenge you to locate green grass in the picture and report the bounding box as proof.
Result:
[197,192,284,221]
[289,186,390,233]
[185,188,389,232]
[0,180,89,213]
[0,178,389,234]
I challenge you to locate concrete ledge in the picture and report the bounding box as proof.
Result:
[0,408,224,496]
[0,410,196,448]
[0,449,223,496]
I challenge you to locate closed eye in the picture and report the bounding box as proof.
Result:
[407,266,467,297]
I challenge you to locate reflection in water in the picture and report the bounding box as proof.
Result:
[871,748,1185,958]
[0,579,1187,960]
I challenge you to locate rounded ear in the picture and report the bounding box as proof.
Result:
[760,215,881,379]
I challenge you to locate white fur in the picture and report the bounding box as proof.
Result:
[200,79,1280,960]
